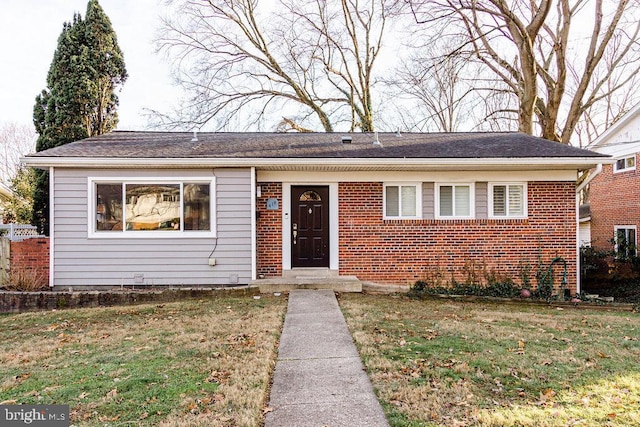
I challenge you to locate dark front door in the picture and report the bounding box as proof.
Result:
[291,186,329,268]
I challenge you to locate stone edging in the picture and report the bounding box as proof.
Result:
[0,286,258,313]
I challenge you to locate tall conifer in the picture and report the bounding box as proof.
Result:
[33,0,127,235]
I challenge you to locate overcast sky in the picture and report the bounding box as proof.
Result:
[0,0,178,131]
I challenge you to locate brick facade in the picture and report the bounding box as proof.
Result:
[9,238,50,287]
[257,180,577,292]
[589,154,640,252]
[256,182,282,277]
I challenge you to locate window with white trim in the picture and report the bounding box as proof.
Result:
[614,156,635,173]
[91,179,214,236]
[615,226,637,259]
[384,184,421,219]
[437,184,473,218]
[490,183,527,218]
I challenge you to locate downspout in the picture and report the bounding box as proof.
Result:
[250,167,257,281]
[576,163,602,194]
[49,166,55,288]
[574,164,603,295]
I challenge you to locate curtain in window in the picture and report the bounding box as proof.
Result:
[401,186,416,216]
[440,186,453,216]
[455,186,470,216]
[493,185,506,216]
[508,185,523,216]
[386,186,399,217]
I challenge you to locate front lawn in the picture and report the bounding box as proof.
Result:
[340,294,640,427]
[0,295,287,426]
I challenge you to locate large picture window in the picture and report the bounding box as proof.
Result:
[384,184,421,219]
[490,183,526,218]
[93,179,213,236]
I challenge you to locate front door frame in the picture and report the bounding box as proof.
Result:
[282,182,339,272]
[291,186,330,267]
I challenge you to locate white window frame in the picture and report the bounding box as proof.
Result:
[489,182,528,219]
[614,225,637,258]
[435,183,475,219]
[613,155,636,173]
[88,177,216,239]
[383,183,422,220]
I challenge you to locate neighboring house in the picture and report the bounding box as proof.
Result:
[0,182,13,222]
[586,103,640,258]
[24,131,607,293]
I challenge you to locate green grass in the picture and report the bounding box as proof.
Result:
[0,295,287,426]
[5,291,637,426]
[339,294,640,427]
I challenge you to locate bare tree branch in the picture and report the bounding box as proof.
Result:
[154,0,401,131]
[408,0,640,144]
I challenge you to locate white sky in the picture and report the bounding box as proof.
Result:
[0,0,179,131]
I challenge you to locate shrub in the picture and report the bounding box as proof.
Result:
[409,278,521,299]
[2,268,48,291]
[580,245,640,302]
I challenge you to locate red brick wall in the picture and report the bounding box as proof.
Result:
[338,182,577,292]
[256,183,282,277]
[589,155,640,252]
[9,238,50,287]
[254,181,577,292]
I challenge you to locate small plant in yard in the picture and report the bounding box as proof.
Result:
[0,295,287,426]
[2,268,48,291]
[340,294,640,427]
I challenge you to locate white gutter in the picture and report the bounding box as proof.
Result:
[22,156,612,171]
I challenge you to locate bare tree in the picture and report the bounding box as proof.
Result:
[0,122,36,185]
[408,0,640,143]
[386,34,500,132]
[388,53,469,132]
[155,0,400,132]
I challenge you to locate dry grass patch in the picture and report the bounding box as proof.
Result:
[0,294,287,426]
[339,294,640,427]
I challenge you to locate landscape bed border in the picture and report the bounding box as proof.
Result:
[0,286,256,313]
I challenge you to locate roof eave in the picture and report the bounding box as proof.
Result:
[22,156,612,171]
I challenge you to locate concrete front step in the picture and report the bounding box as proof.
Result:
[253,275,362,293]
[281,268,339,279]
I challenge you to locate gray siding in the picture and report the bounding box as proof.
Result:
[476,182,488,219]
[422,182,434,219]
[52,168,252,287]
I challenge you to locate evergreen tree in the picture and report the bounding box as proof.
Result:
[4,167,36,225]
[33,0,127,235]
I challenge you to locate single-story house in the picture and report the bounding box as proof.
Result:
[24,131,609,293]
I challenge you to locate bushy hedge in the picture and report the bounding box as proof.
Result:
[581,246,640,303]
[409,279,522,299]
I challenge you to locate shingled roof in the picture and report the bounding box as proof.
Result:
[29,131,604,159]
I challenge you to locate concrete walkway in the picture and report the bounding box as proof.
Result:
[265,289,389,427]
